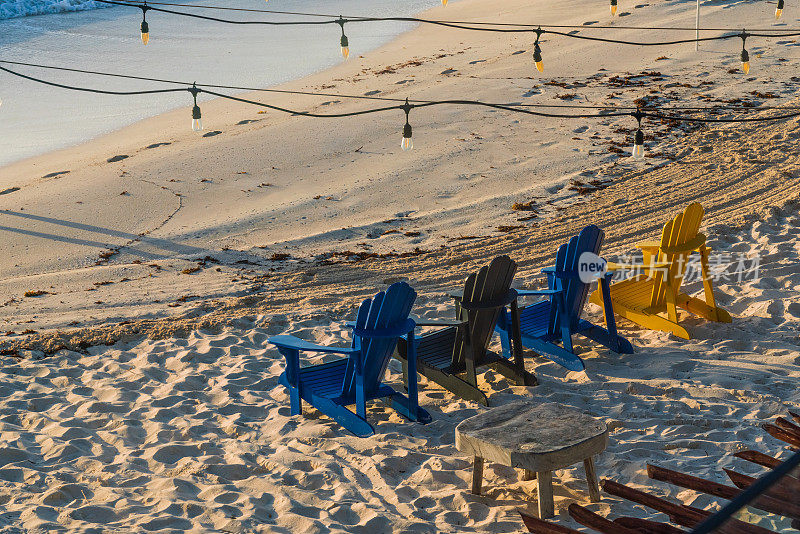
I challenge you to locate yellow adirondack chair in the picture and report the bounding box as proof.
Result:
[589,203,731,339]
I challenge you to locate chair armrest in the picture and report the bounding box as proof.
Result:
[607,261,671,271]
[449,289,464,302]
[413,319,468,329]
[635,241,661,252]
[268,335,360,355]
[517,288,562,296]
[540,267,584,280]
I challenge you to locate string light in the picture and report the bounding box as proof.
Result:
[189,83,202,132]
[740,30,751,74]
[776,0,784,19]
[401,99,413,151]
[92,0,800,78]
[610,0,618,16]
[139,2,150,45]
[533,29,544,73]
[6,62,800,157]
[337,17,350,60]
[631,109,645,160]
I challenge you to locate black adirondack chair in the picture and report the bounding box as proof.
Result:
[395,255,537,406]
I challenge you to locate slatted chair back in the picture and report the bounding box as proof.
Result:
[453,255,517,369]
[343,282,416,397]
[548,225,605,336]
[650,203,705,307]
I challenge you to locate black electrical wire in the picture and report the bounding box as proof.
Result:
[0,65,185,96]
[99,0,800,33]
[3,63,800,125]
[93,0,800,45]
[0,59,800,112]
[4,59,800,113]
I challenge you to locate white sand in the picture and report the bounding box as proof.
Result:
[0,0,799,531]
[1,204,798,532]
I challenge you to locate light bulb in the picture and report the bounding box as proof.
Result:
[533,42,543,73]
[610,0,618,16]
[741,49,750,74]
[442,0,448,5]
[632,129,645,159]
[340,35,350,60]
[141,20,149,45]
[192,104,203,132]
[776,0,784,19]
[401,123,413,151]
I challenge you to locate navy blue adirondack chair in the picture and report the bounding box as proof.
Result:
[495,225,633,372]
[267,282,431,438]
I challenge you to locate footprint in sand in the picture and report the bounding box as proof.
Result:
[69,505,118,524]
[634,3,649,7]
[42,170,70,179]
[583,20,599,25]
[523,88,545,97]
[395,79,414,84]
[440,69,457,75]
[107,155,129,163]
[512,50,525,55]
[618,11,631,16]
[236,119,258,125]
[0,187,20,196]
[202,131,222,138]
[146,142,171,149]
[469,59,486,64]
[363,90,381,96]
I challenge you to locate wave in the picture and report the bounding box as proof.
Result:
[0,0,112,20]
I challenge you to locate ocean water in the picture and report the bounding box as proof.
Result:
[0,0,110,20]
[0,0,443,167]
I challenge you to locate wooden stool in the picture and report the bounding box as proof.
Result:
[455,400,608,518]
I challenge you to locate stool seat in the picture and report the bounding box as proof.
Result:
[455,400,608,518]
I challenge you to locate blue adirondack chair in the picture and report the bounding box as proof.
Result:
[267,282,431,438]
[495,225,633,372]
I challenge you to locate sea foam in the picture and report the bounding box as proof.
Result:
[0,0,111,20]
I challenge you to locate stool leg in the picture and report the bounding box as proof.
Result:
[471,457,484,495]
[522,469,536,481]
[584,456,600,503]
[536,471,554,518]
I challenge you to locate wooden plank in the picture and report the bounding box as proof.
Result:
[518,510,583,534]
[723,468,800,519]
[733,450,782,470]
[763,423,800,448]
[537,471,554,519]
[647,464,739,499]
[614,517,686,534]
[567,504,639,534]
[648,464,800,520]
[774,417,800,437]
[600,479,777,534]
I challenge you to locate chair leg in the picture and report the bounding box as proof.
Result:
[471,457,484,495]
[584,457,600,503]
[536,471,554,518]
[509,301,533,386]
[496,313,514,359]
[699,245,720,321]
[522,469,536,481]
[289,386,302,416]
